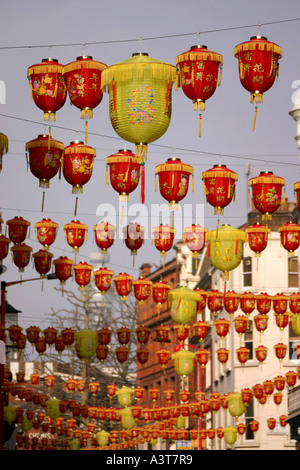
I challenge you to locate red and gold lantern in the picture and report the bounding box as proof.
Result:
[256,292,272,314]
[137,347,150,366]
[182,224,207,263]
[11,243,32,272]
[241,388,253,406]
[255,345,268,364]
[254,313,269,335]
[33,250,53,277]
[267,418,277,431]
[34,218,59,250]
[115,346,129,363]
[93,221,116,255]
[35,336,46,355]
[8,325,22,343]
[202,164,238,215]
[273,293,288,315]
[278,221,300,257]
[248,171,285,221]
[106,149,142,202]
[53,256,74,285]
[113,272,133,300]
[214,318,230,340]
[249,420,259,434]
[285,370,297,389]
[117,326,131,345]
[94,267,114,294]
[240,292,256,315]
[73,261,93,294]
[174,324,190,344]
[263,380,274,397]
[273,392,283,406]
[196,348,210,369]
[176,44,223,136]
[96,344,108,362]
[155,324,170,344]
[97,327,112,346]
[253,383,264,401]
[123,223,145,266]
[152,224,176,264]
[236,346,250,365]
[55,335,65,354]
[44,326,58,346]
[6,216,30,245]
[136,325,151,346]
[274,343,287,363]
[216,347,229,366]
[245,222,270,259]
[233,315,249,338]
[26,326,40,346]
[194,321,209,342]
[133,277,152,304]
[155,158,194,210]
[0,235,10,263]
[152,280,171,315]
[274,375,286,392]
[27,58,67,121]
[224,290,240,316]
[234,35,282,130]
[207,290,223,316]
[64,219,87,254]
[61,328,75,348]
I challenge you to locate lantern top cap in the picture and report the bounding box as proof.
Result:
[76,55,93,60]
[132,52,149,57]
[42,58,58,63]
[190,45,208,50]
[250,35,268,41]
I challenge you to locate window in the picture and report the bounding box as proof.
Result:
[244,320,253,360]
[243,257,252,287]
[289,322,300,360]
[288,257,298,288]
[245,400,255,440]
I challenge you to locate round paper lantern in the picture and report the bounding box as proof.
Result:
[26,326,40,347]
[237,423,246,436]
[240,388,253,407]
[255,345,268,364]
[62,55,107,139]
[101,52,177,161]
[113,272,133,300]
[94,267,114,294]
[207,224,246,280]
[171,348,196,382]
[202,165,238,215]
[117,326,131,345]
[8,324,22,343]
[207,290,223,316]
[97,327,112,346]
[285,370,297,389]
[154,324,170,344]
[34,218,59,250]
[226,392,245,418]
[106,149,142,202]
[240,292,256,315]
[233,315,249,337]
[44,326,58,346]
[254,313,269,335]
[252,383,264,400]
[6,216,30,245]
[224,290,240,316]
[274,342,288,363]
[182,224,207,263]
[132,277,152,304]
[73,261,93,294]
[155,158,194,209]
[267,418,277,431]
[236,346,250,365]
[152,224,176,264]
[0,234,10,263]
[137,347,150,367]
[168,286,200,325]
[123,223,145,266]
[93,221,116,255]
[248,171,285,221]
[194,321,209,342]
[290,292,300,314]
[64,219,88,254]
[234,35,282,130]
[263,380,274,396]
[62,140,95,198]
[214,318,230,340]
[33,250,53,277]
[176,44,223,136]
[136,325,151,346]
[245,222,270,259]
[273,293,288,315]
[152,280,171,314]
[278,221,300,257]
[96,344,108,362]
[216,348,230,366]
[0,133,8,172]
[116,346,129,363]
[53,256,74,285]
[256,292,272,314]
[61,328,76,348]
[249,420,259,434]
[27,58,67,121]
[75,328,98,359]
[11,243,32,272]
[196,348,210,369]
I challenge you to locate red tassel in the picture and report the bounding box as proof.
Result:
[207,241,210,257]
[141,162,145,204]
[235,238,238,255]
[166,79,170,109]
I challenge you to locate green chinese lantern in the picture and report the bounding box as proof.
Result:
[119,407,136,430]
[290,312,300,336]
[75,328,98,359]
[4,405,16,425]
[116,385,134,407]
[69,438,81,450]
[46,397,61,420]
[21,416,33,432]
[171,348,196,382]
[226,392,245,419]
[101,53,177,161]
[96,430,110,447]
[168,286,200,325]
[207,224,246,281]
[175,415,186,430]
[223,426,238,448]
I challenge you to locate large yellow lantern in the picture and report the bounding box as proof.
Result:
[290,312,300,336]
[119,407,136,430]
[171,348,196,382]
[75,328,98,359]
[168,286,200,325]
[116,386,134,407]
[96,430,110,447]
[4,405,16,425]
[46,397,61,420]
[207,224,246,281]
[226,392,245,419]
[223,426,238,448]
[101,52,177,161]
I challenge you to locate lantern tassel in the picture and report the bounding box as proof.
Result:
[48,126,51,151]
[74,196,78,217]
[106,165,109,185]
[141,162,145,204]
[175,69,180,90]
[192,174,194,192]
[166,79,170,110]
[112,78,116,110]
[218,66,223,87]
[155,173,157,192]
[85,121,88,143]
[199,113,202,137]
[253,106,258,132]
[41,191,45,212]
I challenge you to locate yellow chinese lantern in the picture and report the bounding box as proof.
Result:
[116,386,134,407]
[96,430,110,447]
[46,397,61,420]
[226,392,245,419]
[171,348,196,383]
[207,224,246,282]
[223,426,238,449]
[168,286,200,325]
[119,407,136,430]
[75,328,97,360]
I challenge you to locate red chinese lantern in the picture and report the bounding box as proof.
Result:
[285,370,297,389]
[274,343,287,363]
[113,272,133,301]
[272,293,288,314]
[241,388,253,406]
[55,335,65,354]
[155,324,170,344]
[207,290,223,317]
[34,218,59,250]
[53,256,74,286]
[249,420,259,434]
[274,375,286,391]
[245,222,270,260]
[196,348,210,368]
[137,347,150,366]
[216,348,229,366]
[152,224,176,266]
[254,313,269,335]
[6,216,30,245]
[174,324,190,344]
[237,423,246,436]
[64,219,88,254]
[134,386,145,402]
[0,235,10,263]
[8,325,22,343]
[123,223,145,266]
[73,261,93,295]
[176,44,223,136]
[44,326,58,346]
[155,158,194,210]
[117,326,131,345]
[30,372,40,387]
[26,326,40,347]
[236,346,250,365]
[233,315,249,338]
[252,383,264,400]
[35,335,47,355]
[97,327,112,346]
[16,333,27,352]
[239,292,256,315]
[194,321,209,342]
[133,277,152,304]
[136,325,151,346]
[33,250,53,278]
[94,267,114,294]
[195,288,208,312]
[152,280,171,314]
[11,243,32,272]
[27,58,67,121]
[115,346,129,363]
[248,171,285,221]
[234,35,282,130]
[61,328,75,348]
[273,392,283,406]
[96,344,108,362]
[163,388,174,404]
[106,149,142,202]
[255,345,268,364]
[200,399,211,416]
[256,292,272,314]
[289,292,300,314]
[278,221,300,257]
[263,380,274,397]
[224,290,240,316]
[93,221,116,256]
[214,318,230,340]
[182,224,207,264]
[45,375,55,392]
[267,418,277,431]
[202,164,238,215]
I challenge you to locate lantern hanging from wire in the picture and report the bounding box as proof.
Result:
[176,44,223,136]
[245,222,270,267]
[93,221,116,259]
[202,165,238,215]
[97,327,112,346]
[63,219,88,259]
[285,370,297,389]
[113,272,133,301]
[34,218,59,250]
[154,324,170,344]
[33,250,53,278]
[11,243,32,272]
[117,326,131,345]
[168,286,200,325]
[106,149,143,202]
[240,291,256,316]
[152,224,176,267]
[94,267,114,295]
[73,261,93,298]
[207,224,246,283]
[0,235,10,264]
[123,223,145,266]
[136,325,151,346]
[194,321,209,342]
[62,140,96,215]
[256,292,272,314]
[101,52,177,161]
[207,290,223,317]
[216,348,230,367]
[6,216,30,245]
[233,315,249,340]
[274,342,288,365]
[0,133,8,172]
[157,348,170,372]
[133,277,152,304]
[234,35,282,131]
[196,348,210,370]
[62,55,107,142]
[214,318,230,341]
[273,293,288,315]
[254,313,269,336]
[182,224,207,267]
[53,256,74,286]
[115,346,129,364]
[224,290,240,316]
[255,345,268,366]
[248,171,285,221]
[278,221,300,257]
[152,279,171,315]
[172,348,196,383]
[27,57,67,121]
